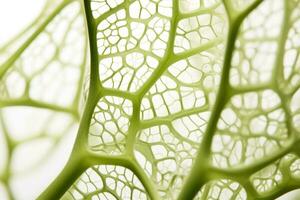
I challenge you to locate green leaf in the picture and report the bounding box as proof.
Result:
[1,0,300,200]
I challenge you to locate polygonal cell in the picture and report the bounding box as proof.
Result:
[97,9,136,55]
[88,96,133,155]
[172,111,210,144]
[91,0,124,18]
[97,9,132,55]
[251,163,283,195]
[168,51,222,88]
[95,0,173,93]
[230,0,283,87]
[140,75,207,120]
[0,2,85,107]
[157,0,172,18]
[193,179,247,200]
[136,125,198,199]
[141,45,223,121]
[63,165,149,200]
[174,3,227,54]
[139,16,171,57]
[96,0,171,57]
[129,0,156,19]
[211,90,289,168]
[129,0,172,19]
[99,53,159,92]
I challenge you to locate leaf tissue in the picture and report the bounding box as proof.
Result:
[0,0,300,200]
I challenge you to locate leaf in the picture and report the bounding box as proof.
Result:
[1,0,300,200]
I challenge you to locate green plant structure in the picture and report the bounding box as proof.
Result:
[1,0,300,199]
